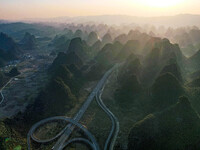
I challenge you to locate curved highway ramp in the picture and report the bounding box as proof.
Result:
[27,64,120,150]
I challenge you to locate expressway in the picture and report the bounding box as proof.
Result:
[27,116,100,150]
[0,78,13,105]
[27,64,119,150]
[96,86,119,150]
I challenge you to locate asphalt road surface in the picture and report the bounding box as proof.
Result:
[0,78,13,106]
[27,64,119,150]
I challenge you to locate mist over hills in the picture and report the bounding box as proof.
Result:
[22,14,200,27]
[1,14,200,149]
[19,32,38,50]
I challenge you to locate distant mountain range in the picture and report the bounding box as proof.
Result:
[0,20,11,24]
[21,14,200,27]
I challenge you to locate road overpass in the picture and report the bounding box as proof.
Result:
[27,64,120,150]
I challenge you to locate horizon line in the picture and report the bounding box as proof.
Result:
[1,13,200,21]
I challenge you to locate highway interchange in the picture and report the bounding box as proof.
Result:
[27,64,120,150]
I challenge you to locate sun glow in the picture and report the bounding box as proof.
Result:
[138,0,184,8]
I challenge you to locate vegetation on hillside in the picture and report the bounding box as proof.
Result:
[128,96,200,150]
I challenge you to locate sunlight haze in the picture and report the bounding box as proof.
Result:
[0,0,200,20]
[1,0,200,150]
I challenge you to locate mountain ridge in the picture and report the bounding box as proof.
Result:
[17,14,200,27]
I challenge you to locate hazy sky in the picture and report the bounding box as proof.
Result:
[0,0,200,20]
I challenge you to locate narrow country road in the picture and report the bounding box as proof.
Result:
[0,78,13,105]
